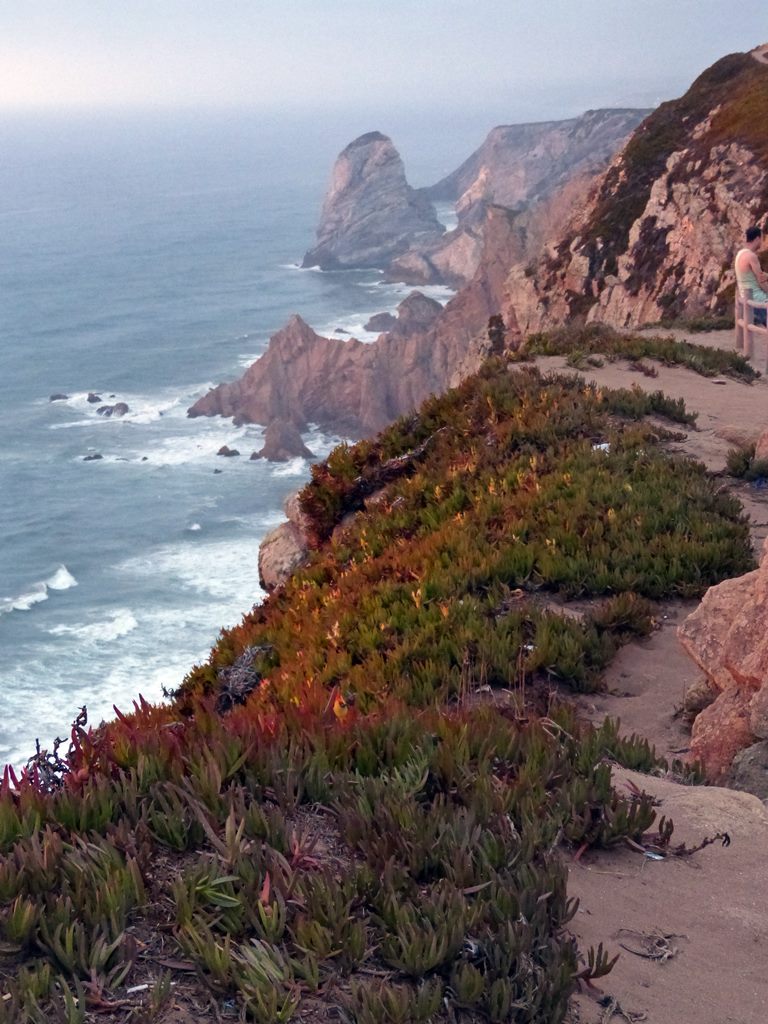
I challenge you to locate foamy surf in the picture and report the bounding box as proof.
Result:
[271,456,309,477]
[49,608,138,644]
[0,565,77,617]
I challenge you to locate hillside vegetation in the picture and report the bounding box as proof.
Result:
[0,356,754,1022]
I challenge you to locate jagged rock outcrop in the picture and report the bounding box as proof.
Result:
[507,50,768,332]
[250,420,315,462]
[678,537,768,780]
[302,132,443,270]
[188,208,521,436]
[258,493,311,591]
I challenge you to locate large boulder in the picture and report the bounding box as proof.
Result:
[678,537,768,779]
[302,132,443,270]
[251,420,315,462]
[258,492,311,591]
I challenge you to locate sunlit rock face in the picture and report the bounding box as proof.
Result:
[506,52,768,332]
[679,538,768,780]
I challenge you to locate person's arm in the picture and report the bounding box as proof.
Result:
[747,250,768,290]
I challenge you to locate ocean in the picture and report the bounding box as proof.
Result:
[0,110,464,767]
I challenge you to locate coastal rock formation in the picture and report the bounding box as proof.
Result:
[189,209,521,436]
[250,420,315,462]
[258,492,311,591]
[508,51,768,331]
[97,402,129,418]
[302,132,443,270]
[678,537,768,779]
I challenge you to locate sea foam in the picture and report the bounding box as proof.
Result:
[49,608,138,644]
[0,565,78,617]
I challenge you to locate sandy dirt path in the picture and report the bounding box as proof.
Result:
[536,333,768,1024]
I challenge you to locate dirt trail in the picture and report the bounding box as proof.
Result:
[540,332,768,1024]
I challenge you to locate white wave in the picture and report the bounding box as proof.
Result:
[370,280,456,304]
[136,423,262,467]
[433,202,459,231]
[316,315,381,342]
[0,565,77,618]
[46,566,78,591]
[187,522,202,532]
[271,457,308,477]
[49,609,138,644]
[0,582,49,616]
[119,536,268,609]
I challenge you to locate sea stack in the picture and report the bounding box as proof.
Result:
[302,132,444,270]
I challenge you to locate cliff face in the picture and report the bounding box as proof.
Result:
[301,132,443,270]
[508,51,768,331]
[390,108,647,287]
[426,108,650,214]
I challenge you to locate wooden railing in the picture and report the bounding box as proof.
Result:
[735,288,768,368]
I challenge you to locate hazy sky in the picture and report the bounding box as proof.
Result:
[1,1,765,118]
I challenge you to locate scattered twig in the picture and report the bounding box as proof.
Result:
[615,929,683,963]
[598,995,648,1022]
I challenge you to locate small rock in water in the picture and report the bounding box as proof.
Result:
[217,445,240,457]
[49,393,69,402]
[364,311,398,333]
[87,392,102,404]
[83,452,103,461]
[251,419,315,462]
[97,402,130,418]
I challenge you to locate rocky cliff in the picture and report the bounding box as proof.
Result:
[426,108,649,215]
[507,49,768,331]
[191,50,768,439]
[390,108,647,288]
[189,207,521,436]
[302,132,443,270]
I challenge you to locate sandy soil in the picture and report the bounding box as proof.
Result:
[536,332,768,1024]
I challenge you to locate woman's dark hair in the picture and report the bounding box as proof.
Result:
[746,225,764,243]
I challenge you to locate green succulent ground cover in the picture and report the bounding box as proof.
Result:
[0,360,754,1022]
[519,325,758,382]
